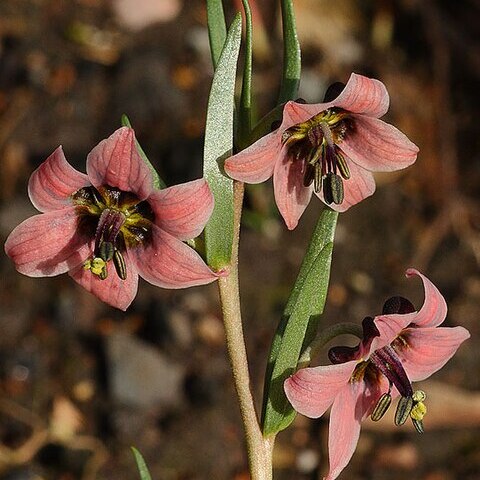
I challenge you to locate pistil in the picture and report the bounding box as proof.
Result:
[281,108,351,204]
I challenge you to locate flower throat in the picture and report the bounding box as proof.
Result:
[282,109,351,205]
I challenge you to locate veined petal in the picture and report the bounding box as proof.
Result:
[149,179,213,241]
[369,312,417,354]
[330,73,389,118]
[284,361,357,418]
[281,74,390,133]
[315,160,376,212]
[325,383,365,480]
[86,127,154,201]
[406,269,448,327]
[69,250,138,311]
[132,225,218,289]
[340,115,418,172]
[28,147,89,212]
[224,131,280,183]
[398,326,470,382]
[4,208,90,277]
[273,153,312,230]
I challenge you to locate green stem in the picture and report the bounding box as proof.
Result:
[217,181,275,480]
[297,322,363,368]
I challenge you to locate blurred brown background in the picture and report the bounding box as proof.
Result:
[0,0,478,479]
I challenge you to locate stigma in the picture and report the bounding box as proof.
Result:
[281,108,351,204]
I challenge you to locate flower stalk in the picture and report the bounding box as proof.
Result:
[217,180,274,480]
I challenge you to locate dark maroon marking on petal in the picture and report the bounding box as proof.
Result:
[323,82,346,102]
[382,296,415,315]
[328,345,360,364]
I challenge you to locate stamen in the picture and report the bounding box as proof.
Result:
[99,241,115,262]
[322,172,344,205]
[395,395,413,426]
[113,249,127,280]
[371,392,392,421]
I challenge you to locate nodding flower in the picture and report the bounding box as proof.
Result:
[225,73,419,229]
[5,127,222,310]
[284,269,470,480]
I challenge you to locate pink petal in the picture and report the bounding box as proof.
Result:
[314,159,376,212]
[325,383,366,480]
[4,208,90,277]
[69,250,138,311]
[369,312,417,354]
[273,153,312,230]
[339,115,418,172]
[86,127,154,201]
[28,147,89,212]
[284,361,357,418]
[281,73,390,132]
[224,131,280,183]
[398,326,470,382]
[406,269,448,327]
[148,179,213,241]
[329,72,390,118]
[131,225,218,288]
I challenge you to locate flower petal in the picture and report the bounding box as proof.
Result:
[406,268,448,327]
[280,74,390,133]
[86,127,154,201]
[369,312,417,354]
[224,131,280,183]
[315,159,376,212]
[28,147,89,212]
[398,326,470,382]
[273,153,312,230]
[325,383,366,480]
[330,72,390,118]
[4,208,90,277]
[131,225,218,288]
[339,115,418,172]
[148,179,213,241]
[69,250,139,311]
[284,361,357,418]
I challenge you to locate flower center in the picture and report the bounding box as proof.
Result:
[281,108,351,204]
[72,185,154,281]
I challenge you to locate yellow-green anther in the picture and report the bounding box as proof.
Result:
[335,151,350,179]
[412,418,425,434]
[371,392,392,421]
[113,249,127,280]
[99,241,115,262]
[307,145,323,165]
[395,395,413,426]
[314,164,322,193]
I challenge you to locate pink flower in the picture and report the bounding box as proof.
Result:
[5,127,220,311]
[224,73,419,229]
[284,269,469,480]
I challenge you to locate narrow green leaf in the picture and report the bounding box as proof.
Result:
[284,209,338,316]
[131,447,152,480]
[121,114,166,189]
[206,0,227,69]
[261,209,338,436]
[277,0,301,103]
[203,14,242,269]
[236,0,253,150]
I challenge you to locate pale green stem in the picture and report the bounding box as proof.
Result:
[297,322,363,368]
[217,180,275,480]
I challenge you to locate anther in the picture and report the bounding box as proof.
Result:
[99,241,115,262]
[113,249,127,280]
[395,395,413,426]
[371,392,392,421]
[323,172,344,205]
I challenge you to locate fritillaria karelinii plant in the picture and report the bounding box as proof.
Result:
[5,127,220,311]
[284,269,470,480]
[224,73,419,229]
